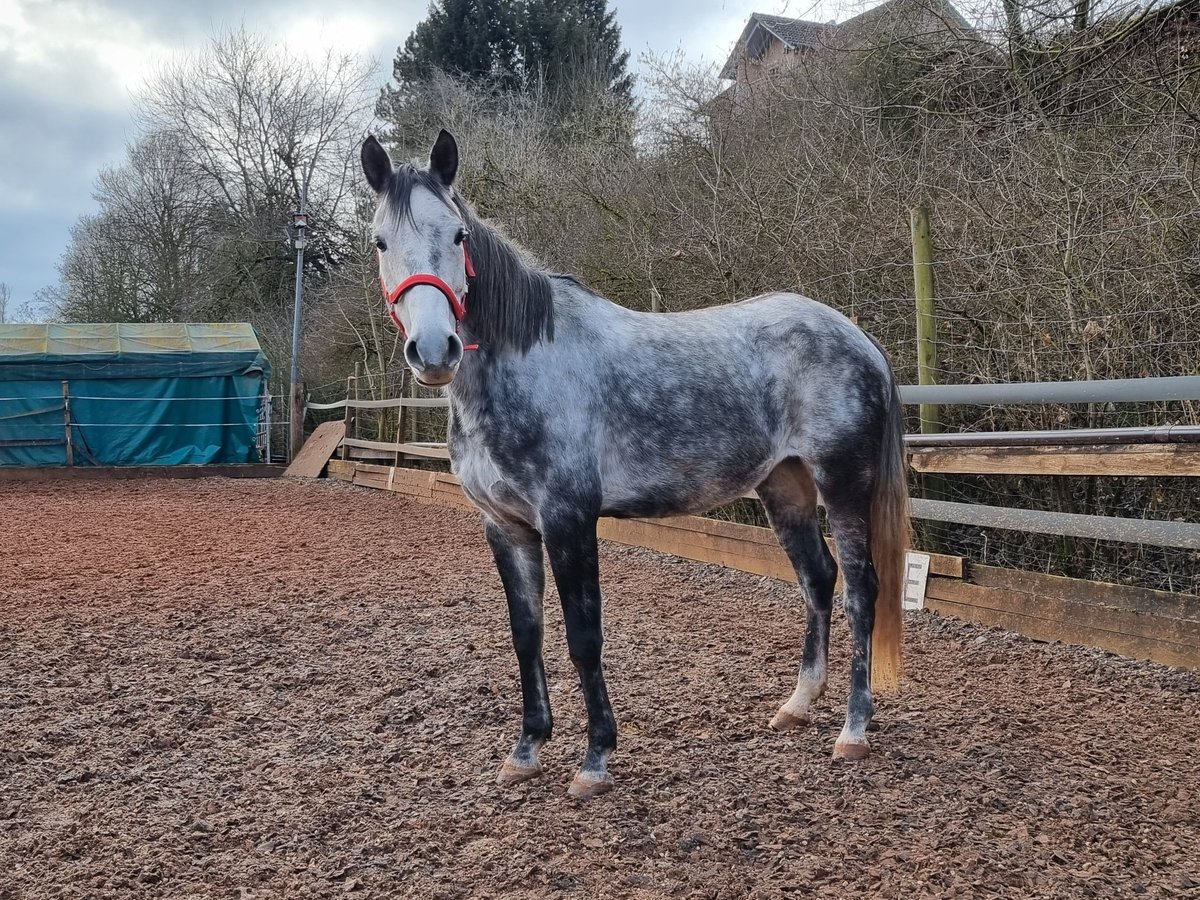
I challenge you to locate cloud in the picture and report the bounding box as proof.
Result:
[0,2,145,304]
[0,0,845,310]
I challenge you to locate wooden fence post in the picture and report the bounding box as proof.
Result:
[62,380,73,467]
[911,204,941,435]
[352,362,361,443]
[340,370,355,461]
[393,368,411,469]
[409,373,418,444]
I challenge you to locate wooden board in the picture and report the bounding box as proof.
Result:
[908,442,1200,477]
[342,437,451,460]
[326,459,356,481]
[318,461,1197,670]
[284,421,346,478]
[322,461,964,579]
[598,515,964,583]
[0,464,280,482]
[970,564,1200,622]
[926,572,1199,670]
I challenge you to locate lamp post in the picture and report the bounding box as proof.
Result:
[288,201,308,462]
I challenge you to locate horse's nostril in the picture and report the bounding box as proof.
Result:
[446,334,464,367]
[404,339,424,371]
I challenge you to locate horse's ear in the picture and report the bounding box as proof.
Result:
[361,135,392,194]
[429,129,458,187]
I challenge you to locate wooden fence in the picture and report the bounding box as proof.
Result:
[304,380,1200,671]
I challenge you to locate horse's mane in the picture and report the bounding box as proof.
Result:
[383,165,555,355]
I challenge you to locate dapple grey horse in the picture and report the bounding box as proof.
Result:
[362,131,909,799]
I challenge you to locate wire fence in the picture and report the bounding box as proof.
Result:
[0,389,277,463]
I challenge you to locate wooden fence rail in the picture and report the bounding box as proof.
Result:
[306,396,449,411]
[317,458,1198,671]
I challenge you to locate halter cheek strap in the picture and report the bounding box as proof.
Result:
[381,242,479,351]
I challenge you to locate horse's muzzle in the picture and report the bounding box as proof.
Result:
[405,333,464,386]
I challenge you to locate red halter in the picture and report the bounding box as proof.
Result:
[380,242,478,351]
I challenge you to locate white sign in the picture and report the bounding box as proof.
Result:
[903,552,931,610]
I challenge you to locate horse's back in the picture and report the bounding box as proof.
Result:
[546,289,894,518]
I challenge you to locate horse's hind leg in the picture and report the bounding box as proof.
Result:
[485,518,552,785]
[757,459,838,731]
[815,471,879,760]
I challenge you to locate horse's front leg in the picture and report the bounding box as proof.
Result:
[485,518,551,785]
[542,510,617,800]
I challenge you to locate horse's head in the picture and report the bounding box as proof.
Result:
[361,130,471,387]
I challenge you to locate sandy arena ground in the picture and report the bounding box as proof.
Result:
[0,477,1197,899]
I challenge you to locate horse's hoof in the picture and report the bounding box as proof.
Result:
[497,759,543,786]
[832,739,871,761]
[567,772,614,801]
[769,708,811,731]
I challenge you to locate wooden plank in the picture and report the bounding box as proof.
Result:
[328,464,963,579]
[388,468,436,500]
[398,443,451,460]
[342,437,451,460]
[326,459,356,481]
[613,514,963,578]
[284,420,346,478]
[925,577,1200,647]
[598,516,962,586]
[321,463,1196,670]
[342,437,401,453]
[926,595,1197,670]
[598,517,799,582]
[0,465,281,482]
[306,396,450,411]
[969,564,1200,623]
[908,442,1200,477]
[925,577,1198,671]
[353,464,391,490]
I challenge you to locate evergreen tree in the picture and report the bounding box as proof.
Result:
[519,0,632,111]
[393,0,522,90]
[378,0,633,128]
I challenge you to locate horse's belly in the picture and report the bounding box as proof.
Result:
[599,457,776,519]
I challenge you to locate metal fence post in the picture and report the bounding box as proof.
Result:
[62,380,73,467]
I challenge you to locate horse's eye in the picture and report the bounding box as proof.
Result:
[454,229,467,246]
[375,237,387,251]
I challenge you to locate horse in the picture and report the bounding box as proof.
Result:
[361,130,910,800]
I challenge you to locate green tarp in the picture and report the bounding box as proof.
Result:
[0,323,271,467]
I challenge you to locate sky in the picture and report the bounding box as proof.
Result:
[0,0,852,316]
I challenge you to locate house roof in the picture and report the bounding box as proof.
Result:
[753,13,830,49]
[719,13,829,79]
[718,0,973,79]
[838,0,974,41]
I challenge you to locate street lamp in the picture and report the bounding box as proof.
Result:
[293,211,309,248]
[288,199,308,462]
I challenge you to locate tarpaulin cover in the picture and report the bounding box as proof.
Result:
[0,323,271,467]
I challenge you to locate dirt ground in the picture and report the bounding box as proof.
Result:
[0,477,1197,900]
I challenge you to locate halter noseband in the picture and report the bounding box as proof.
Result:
[380,241,478,351]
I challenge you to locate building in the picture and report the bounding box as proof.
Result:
[0,322,271,467]
[715,0,974,110]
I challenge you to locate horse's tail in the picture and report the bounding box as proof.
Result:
[870,369,911,695]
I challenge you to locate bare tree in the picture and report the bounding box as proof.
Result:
[54,27,377,389]
[139,30,376,328]
[0,282,9,324]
